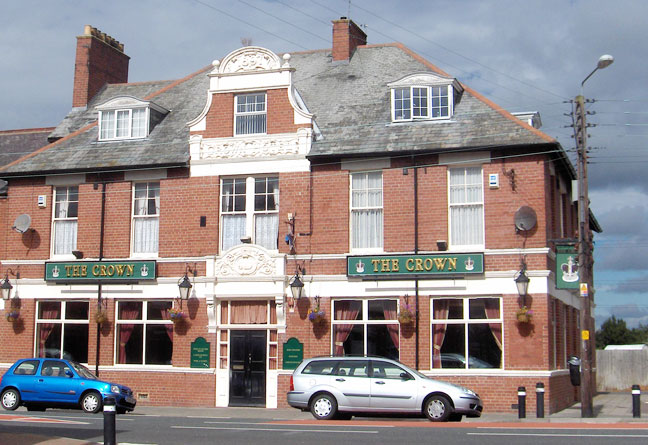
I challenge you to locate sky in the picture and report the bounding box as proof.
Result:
[1,0,647,329]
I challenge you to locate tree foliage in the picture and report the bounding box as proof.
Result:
[596,316,648,349]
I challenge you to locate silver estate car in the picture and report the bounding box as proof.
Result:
[287,356,482,421]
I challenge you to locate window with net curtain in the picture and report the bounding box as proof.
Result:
[235,93,266,135]
[351,171,383,250]
[132,182,160,254]
[221,177,278,251]
[431,297,502,369]
[53,186,78,255]
[99,108,148,140]
[449,166,484,248]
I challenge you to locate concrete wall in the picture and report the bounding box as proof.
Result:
[596,349,648,391]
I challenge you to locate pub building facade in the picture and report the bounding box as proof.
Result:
[0,20,593,413]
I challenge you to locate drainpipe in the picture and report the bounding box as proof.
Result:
[413,163,420,370]
[95,181,107,377]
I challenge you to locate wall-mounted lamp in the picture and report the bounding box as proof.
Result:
[436,240,448,251]
[515,264,530,304]
[289,270,304,301]
[178,273,192,302]
[1,275,13,300]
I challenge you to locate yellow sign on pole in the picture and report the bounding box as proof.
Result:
[582,330,590,340]
[580,283,588,297]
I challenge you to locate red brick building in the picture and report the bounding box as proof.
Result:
[0,19,593,414]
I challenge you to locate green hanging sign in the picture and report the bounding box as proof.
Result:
[556,245,579,289]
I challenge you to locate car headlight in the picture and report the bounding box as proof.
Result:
[110,385,121,394]
[464,388,477,397]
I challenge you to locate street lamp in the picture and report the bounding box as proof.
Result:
[575,54,613,418]
[514,266,530,302]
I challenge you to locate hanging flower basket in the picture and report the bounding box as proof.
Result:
[95,310,109,325]
[6,310,19,323]
[516,306,533,323]
[308,308,326,324]
[398,302,415,324]
[168,308,185,323]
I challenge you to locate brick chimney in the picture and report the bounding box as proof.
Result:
[332,17,367,63]
[72,25,130,108]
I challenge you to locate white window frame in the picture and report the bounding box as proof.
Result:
[34,300,90,363]
[430,296,503,370]
[448,166,484,251]
[350,171,383,252]
[220,176,279,251]
[331,298,399,357]
[131,182,160,257]
[114,300,174,367]
[391,85,453,122]
[234,93,267,136]
[51,185,79,258]
[99,107,149,141]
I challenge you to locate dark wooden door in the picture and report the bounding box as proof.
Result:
[229,330,266,407]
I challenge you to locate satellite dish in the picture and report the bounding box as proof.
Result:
[514,206,537,232]
[12,214,31,234]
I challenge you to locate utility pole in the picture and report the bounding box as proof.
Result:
[574,93,594,417]
[573,54,613,418]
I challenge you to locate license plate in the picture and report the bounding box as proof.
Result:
[125,396,136,405]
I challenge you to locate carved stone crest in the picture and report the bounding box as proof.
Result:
[218,47,282,74]
[214,245,276,277]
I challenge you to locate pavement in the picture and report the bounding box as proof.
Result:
[2,392,647,444]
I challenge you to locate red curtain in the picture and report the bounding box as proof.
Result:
[333,300,361,356]
[382,301,399,350]
[38,303,60,357]
[432,300,450,368]
[161,307,173,342]
[484,299,502,348]
[118,302,141,363]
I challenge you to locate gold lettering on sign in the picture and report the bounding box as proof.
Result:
[391,259,399,272]
[371,259,381,272]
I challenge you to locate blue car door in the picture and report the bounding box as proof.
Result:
[37,360,78,403]
[10,360,41,402]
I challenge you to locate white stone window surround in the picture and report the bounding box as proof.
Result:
[96,96,168,141]
[388,73,462,123]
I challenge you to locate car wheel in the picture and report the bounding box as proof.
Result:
[1,388,20,410]
[81,391,103,414]
[310,393,338,420]
[424,395,452,422]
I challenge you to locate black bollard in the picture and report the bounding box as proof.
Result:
[517,386,526,419]
[536,382,545,418]
[632,385,641,418]
[103,396,116,445]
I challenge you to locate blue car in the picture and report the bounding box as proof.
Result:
[0,358,136,414]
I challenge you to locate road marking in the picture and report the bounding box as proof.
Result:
[0,414,88,425]
[172,425,378,434]
[205,420,393,428]
[469,432,648,438]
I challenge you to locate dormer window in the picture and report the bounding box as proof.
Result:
[96,96,168,141]
[389,73,462,123]
[235,93,266,135]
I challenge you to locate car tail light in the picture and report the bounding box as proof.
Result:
[289,375,294,391]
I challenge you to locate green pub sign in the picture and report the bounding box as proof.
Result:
[283,337,303,370]
[190,337,210,368]
[556,245,579,289]
[347,253,484,277]
[45,261,156,283]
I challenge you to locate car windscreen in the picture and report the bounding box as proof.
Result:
[70,362,97,379]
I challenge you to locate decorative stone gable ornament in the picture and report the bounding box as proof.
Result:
[212,47,287,74]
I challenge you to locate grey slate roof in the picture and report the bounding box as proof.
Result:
[0,128,54,167]
[1,44,556,176]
